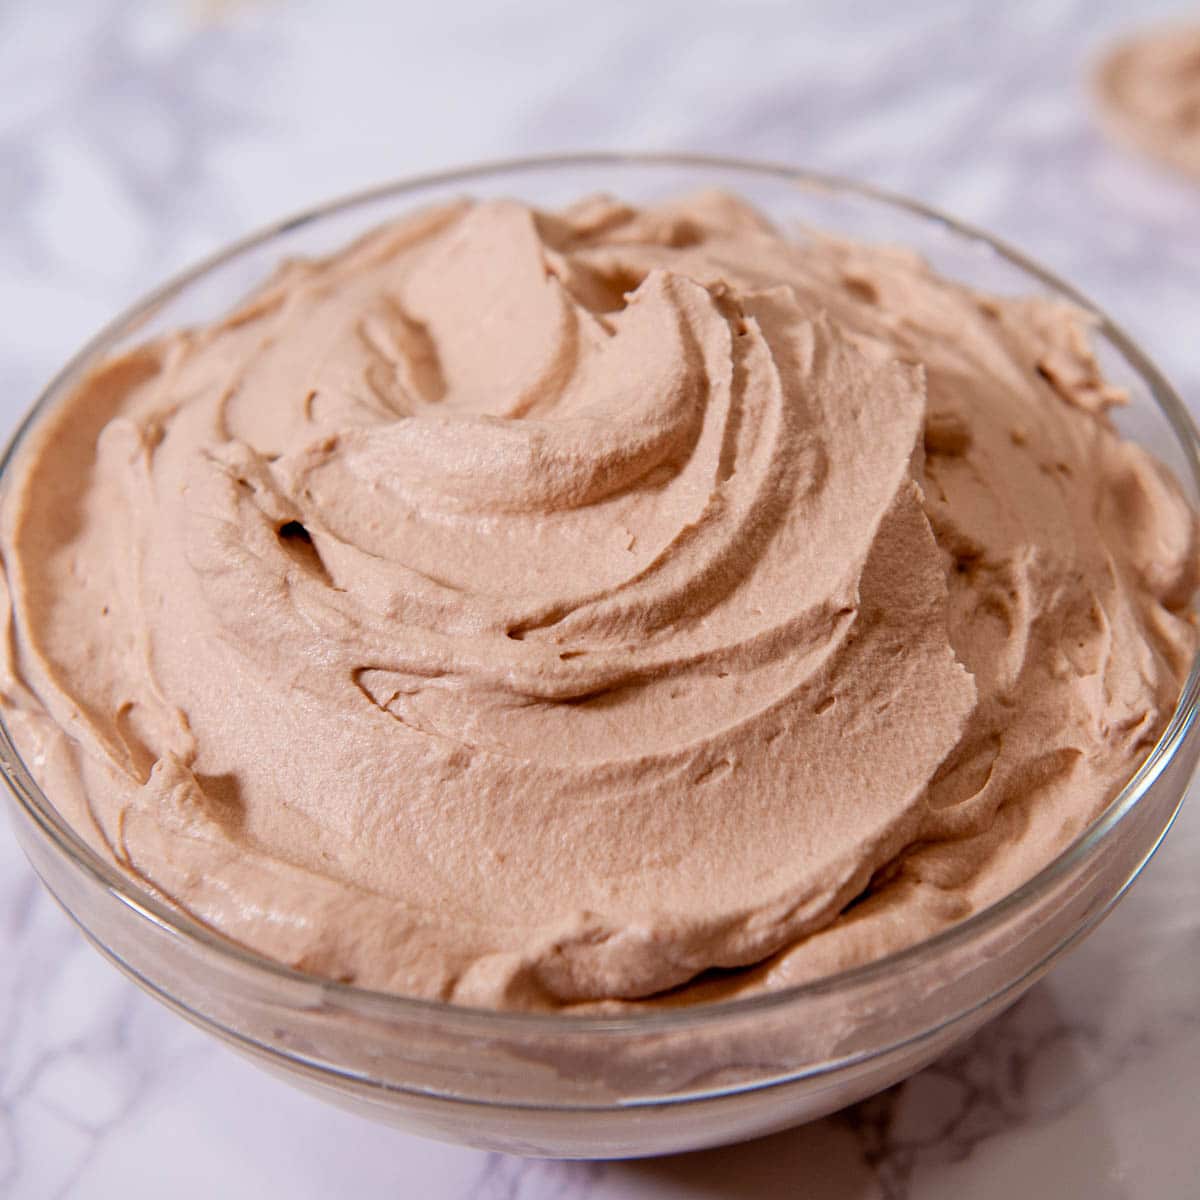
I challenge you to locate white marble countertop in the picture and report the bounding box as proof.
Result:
[3,1,1199,1195]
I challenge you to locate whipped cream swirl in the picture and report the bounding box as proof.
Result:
[2,192,1195,1008]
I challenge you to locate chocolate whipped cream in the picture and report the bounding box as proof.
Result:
[1094,25,1200,179]
[1,192,1196,1010]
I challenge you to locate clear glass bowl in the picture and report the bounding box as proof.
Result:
[3,153,1199,1160]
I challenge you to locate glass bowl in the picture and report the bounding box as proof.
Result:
[3,153,1199,1160]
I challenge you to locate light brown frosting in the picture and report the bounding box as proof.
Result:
[1094,25,1200,179]
[1,192,1196,1010]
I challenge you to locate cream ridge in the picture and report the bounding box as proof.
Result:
[1,191,1196,1010]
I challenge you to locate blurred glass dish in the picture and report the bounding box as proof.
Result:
[2,153,1198,1159]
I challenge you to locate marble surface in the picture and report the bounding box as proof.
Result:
[2,0,1200,1195]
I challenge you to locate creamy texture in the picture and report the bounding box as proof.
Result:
[1094,25,1200,179]
[1,193,1196,1010]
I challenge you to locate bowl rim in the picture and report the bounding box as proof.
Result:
[3,149,1199,1037]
